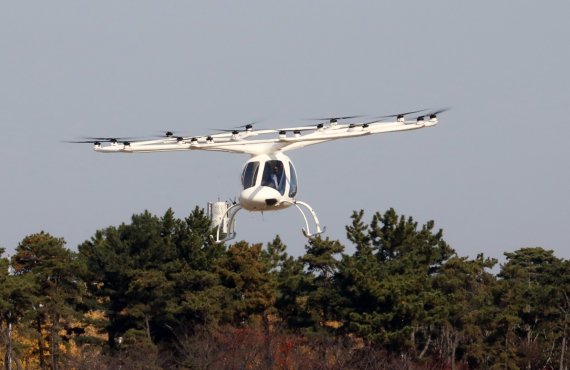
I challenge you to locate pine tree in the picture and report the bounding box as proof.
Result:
[300,236,344,331]
[11,232,86,370]
[217,241,276,325]
[433,253,497,369]
[78,208,228,355]
[255,235,310,330]
[492,247,567,369]
[263,235,289,273]
[337,209,454,356]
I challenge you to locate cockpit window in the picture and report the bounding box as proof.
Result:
[242,161,260,189]
[261,160,286,195]
[288,162,298,198]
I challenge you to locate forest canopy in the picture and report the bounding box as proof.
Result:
[1,207,568,369]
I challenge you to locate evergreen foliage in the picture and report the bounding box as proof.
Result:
[1,208,569,369]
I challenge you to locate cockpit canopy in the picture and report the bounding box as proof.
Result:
[241,158,297,198]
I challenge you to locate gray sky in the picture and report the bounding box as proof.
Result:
[1,1,569,262]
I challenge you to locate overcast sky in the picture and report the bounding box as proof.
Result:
[1,1,569,262]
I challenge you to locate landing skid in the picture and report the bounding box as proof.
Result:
[210,200,325,244]
[282,200,325,239]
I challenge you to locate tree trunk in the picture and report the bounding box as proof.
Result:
[505,330,509,370]
[50,312,59,370]
[262,312,273,369]
[1,321,21,370]
[7,320,13,370]
[451,336,457,370]
[13,357,22,370]
[419,333,431,359]
[50,327,57,370]
[561,316,567,370]
[145,316,152,343]
[36,318,46,370]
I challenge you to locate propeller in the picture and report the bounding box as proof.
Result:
[153,130,192,141]
[427,107,451,119]
[158,130,176,138]
[373,109,428,121]
[212,120,261,133]
[64,136,139,144]
[346,122,372,130]
[416,108,451,122]
[154,131,191,143]
[160,130,195,137]
[307,115,364,124]
[64,139,104,144]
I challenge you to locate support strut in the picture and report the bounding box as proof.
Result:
[283,200,325,238]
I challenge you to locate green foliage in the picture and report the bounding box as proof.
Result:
[217,241,276,325]
[271,247,313,329]
[490,247,570,369]
[3,207,570,369]
[10,231,86,370]
[302,236,344,282]
[434,253,498,368]
[299,236,344,330]
[338,209,455,352]
[78,208,226,348]
[263,235,289,273]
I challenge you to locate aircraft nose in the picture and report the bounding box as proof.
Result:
[239,187,282,211]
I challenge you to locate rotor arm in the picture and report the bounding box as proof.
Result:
[85,110,443,155]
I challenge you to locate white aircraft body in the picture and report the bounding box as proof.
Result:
[72,110,445,243]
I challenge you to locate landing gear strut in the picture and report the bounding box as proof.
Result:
[211,200,324,244]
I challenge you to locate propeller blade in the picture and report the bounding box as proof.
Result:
[154,130,193,140]
[63,140,103,144]
[374,109,428,120]
[83,136,141,142]
[210,128,240,133]
[236,120,260,129]
[211,120,262,133]
[64,136,146,144]
[306,115,365,123]
[427,107,451,119]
